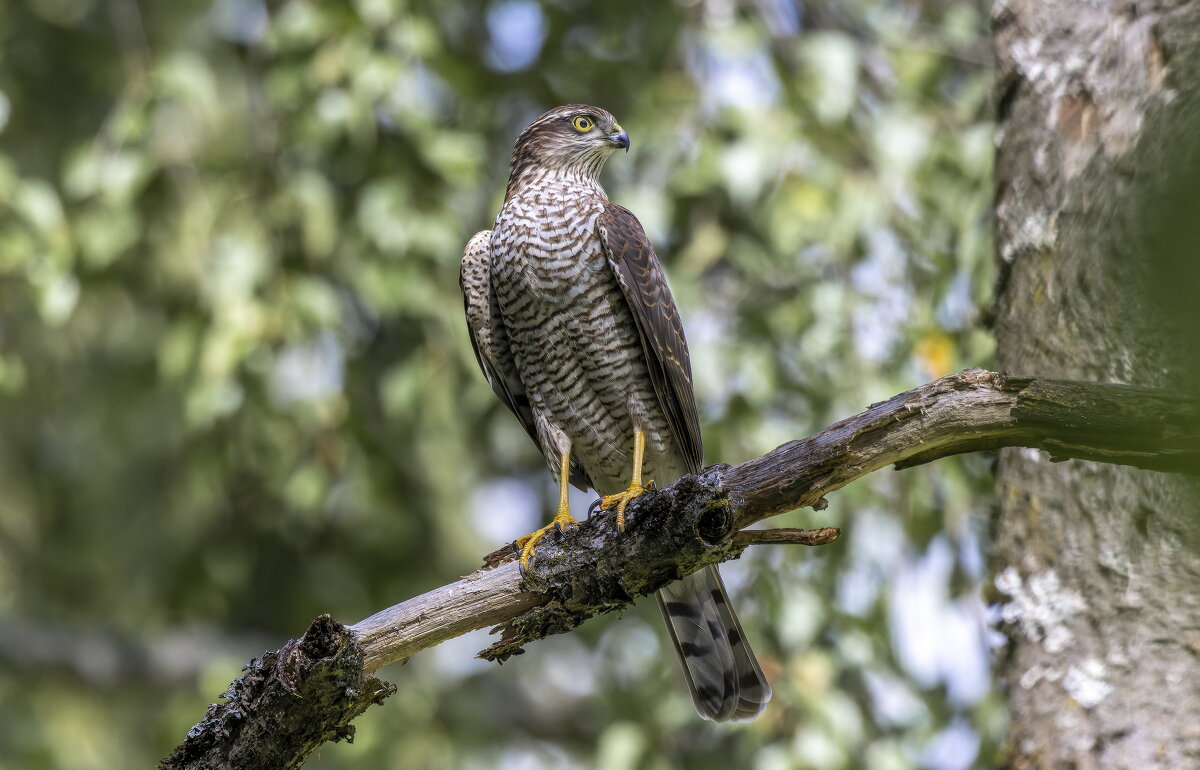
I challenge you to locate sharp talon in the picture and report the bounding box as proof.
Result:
[645,480,656,490]
[587,498,603,518]
[515,510,579,571]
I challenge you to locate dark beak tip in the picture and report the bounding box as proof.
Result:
[611,130,630,152]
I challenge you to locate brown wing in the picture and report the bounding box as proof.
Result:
[598,204,703,473]
[459,230,592,489]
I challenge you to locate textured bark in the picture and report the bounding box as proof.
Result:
[993,1,1200,767]
[160,615,395,770]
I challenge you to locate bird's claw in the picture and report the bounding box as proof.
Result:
[598,480,654,533]
[515,507,578,571]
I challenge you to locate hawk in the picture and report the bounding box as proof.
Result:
[460,105,771,721]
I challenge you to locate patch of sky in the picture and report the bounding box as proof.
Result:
[486,1,546,73]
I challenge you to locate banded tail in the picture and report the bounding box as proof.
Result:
[656,565,772,721]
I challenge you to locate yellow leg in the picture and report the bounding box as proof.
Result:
[515,450,579,570]
[598,427,654,532]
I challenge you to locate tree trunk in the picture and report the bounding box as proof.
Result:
[992,1,1200,767]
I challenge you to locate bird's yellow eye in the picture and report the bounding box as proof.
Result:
[571,115,595,132]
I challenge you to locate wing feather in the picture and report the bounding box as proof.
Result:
[598,205,703,472]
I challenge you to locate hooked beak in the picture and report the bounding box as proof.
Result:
[607,127,630,152]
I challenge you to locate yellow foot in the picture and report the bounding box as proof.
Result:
[599,480,655,532]
[515,508,579,570]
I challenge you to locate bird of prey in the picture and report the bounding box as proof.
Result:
[460,105,771,721]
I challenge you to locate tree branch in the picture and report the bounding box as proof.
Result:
[162,369,1200,769]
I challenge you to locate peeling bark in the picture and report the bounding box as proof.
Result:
[993,1,1200,767]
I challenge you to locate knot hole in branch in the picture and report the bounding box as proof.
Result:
[696,503,734,546]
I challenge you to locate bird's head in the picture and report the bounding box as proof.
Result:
[507,104,630,187]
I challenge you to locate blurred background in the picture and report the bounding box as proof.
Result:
[0,0,998,767]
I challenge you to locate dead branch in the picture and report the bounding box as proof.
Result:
[162,369,1200,769]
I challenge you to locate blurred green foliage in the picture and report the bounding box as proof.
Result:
[0,0,996,768]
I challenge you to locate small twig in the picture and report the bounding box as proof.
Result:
[732,527,841,548]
